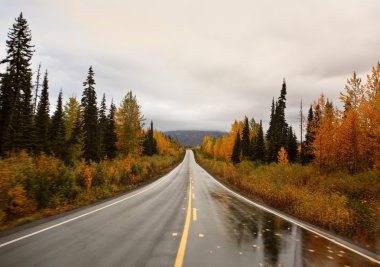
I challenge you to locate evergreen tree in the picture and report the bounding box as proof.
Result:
[266,98,277,162]
[266,98,275,141]
[81,66,99,161]
[277,79,287,129]
[35,70,50,154]
[266,79,289,162]
[302,105,315,164]
[50,91,65,158]
[98,93,107,159]
[241,116,250,160]
[255,120,265,161]
[286,126,298,162]
[143,121,158,156]
[231,130,241,164]
[250,134,257,160]
[104,100,117,159]
[0,13,34,154]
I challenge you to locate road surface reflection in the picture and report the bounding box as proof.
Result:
[210,190,378,267]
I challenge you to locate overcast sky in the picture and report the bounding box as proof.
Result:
[1,0,379,134]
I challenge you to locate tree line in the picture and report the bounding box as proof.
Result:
[0,13,163,163]
[202,66,380,173]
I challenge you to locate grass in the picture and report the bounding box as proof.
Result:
[194,150,380,251]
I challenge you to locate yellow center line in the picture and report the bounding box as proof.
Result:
[174,172,192,267]
[192,208,197,221]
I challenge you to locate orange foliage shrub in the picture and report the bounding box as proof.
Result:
[277,147,289,166]
[7,185,36,216]
[84,167,92,192]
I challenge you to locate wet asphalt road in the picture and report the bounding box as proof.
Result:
[0,150,378,267]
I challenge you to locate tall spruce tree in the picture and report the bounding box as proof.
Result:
[241,116,250,160]
[81,66,99,161]
[302,105,315,164]
[231,130,241,164]
[143,121,157,156]
[250,134,257,160]
[104,100,117,159]
[0,13,34,154]
[98,93,107,159]
[255,120,265,161]
[35,70,50,154]
[50,91,65,158]
[266,79,289,162]
[286,126,298,162]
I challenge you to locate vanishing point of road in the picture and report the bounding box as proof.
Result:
[0,150,378,267]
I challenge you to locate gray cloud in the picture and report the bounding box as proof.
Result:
[1,0,379,136]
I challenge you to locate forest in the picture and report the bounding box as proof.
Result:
[198,66,380,249]
[0,13,184,229]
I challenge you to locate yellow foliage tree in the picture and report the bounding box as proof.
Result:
[311,95,338,169]
[115,91,144,156]
[360,63,380,169]
[277,147,289,166]
[154,131,177,156]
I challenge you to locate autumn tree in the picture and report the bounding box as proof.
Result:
[0,13,35,154]
[81,66,98,161]
[201,135,215,157]
[63,96,80,142]
[34,70,50,154]
[63,96,82,164]
[115,91,144,155]
[311,95,338,169]
[231,130,241,164]
[277,147,289,166]
[336,72,363,173]
[50,91,66,158]
[66,107,84,164]
[360,63,380,169]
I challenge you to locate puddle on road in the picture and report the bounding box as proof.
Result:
[210,190,378,267]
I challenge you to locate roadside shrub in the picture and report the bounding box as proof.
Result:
[0,150,184,229]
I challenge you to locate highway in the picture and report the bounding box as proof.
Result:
[0,150,378,266]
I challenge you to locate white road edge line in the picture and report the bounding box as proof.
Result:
[196,162,380,264]
[0,162,182,249]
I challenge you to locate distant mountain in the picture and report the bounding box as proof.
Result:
[164,130,227,147]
